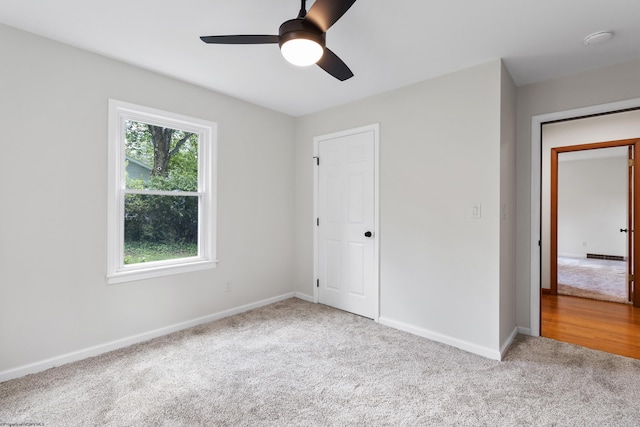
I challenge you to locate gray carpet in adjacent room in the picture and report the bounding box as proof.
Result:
[2,298,640,426]
[557,256,628,304]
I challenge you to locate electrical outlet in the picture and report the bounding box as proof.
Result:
[225,281,232,293]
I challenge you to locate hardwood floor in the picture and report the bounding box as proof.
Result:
[541,294,640,359]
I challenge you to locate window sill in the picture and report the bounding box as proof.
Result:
[107,258,219,285]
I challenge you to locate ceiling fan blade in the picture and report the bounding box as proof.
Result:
[200,35,279,44]
[317,48,354,81]
[305,0,357,32]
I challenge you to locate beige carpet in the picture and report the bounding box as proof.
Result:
[557,256,628,303]
[2,298,640,426]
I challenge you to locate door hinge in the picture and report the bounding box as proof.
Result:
[629,274,634,282]
[313,156,319,166]
[630,159,634,167]
[317,279,319,288]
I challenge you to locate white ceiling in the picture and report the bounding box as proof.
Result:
[1,0,639,116]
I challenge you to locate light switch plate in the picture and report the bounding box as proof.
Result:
[471,203,482,219]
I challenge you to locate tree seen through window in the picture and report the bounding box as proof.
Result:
[124,121,199,264]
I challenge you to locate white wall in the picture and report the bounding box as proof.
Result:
[0,24,296,377]
[557,156,627,258]
[295,60,516,359]
[516,58,640,330]
[499,62,517,349]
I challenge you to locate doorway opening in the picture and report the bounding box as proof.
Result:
[549,142,635,305]
[533,106,640,358]
[530,102,640,338]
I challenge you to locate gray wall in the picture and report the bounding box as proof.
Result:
[0,24,296,375]
[515,58,640,330]
[557,156,627,258]
[499,62,517,349]
[295,60,517,358]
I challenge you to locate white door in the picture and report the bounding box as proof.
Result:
[316,126,378,319]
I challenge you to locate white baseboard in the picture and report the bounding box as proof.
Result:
[500,327,519,360]
[517,326,533,336]
[0,292,295,383]
[294,292,315,303]
[558,253,584,258]
[378,317,502,361]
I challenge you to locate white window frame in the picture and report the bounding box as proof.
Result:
[107,99,217,284]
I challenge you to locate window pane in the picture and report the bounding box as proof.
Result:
[125,120,198,191]
[124,194,198,264]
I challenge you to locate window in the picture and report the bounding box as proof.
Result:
[107,100,217,284]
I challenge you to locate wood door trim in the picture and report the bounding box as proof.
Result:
[550,138,640,303]
[628,146,634,302]
[550,149,558,294]
[635,141,640,308]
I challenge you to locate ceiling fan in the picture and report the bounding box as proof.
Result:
[200,0,356,81]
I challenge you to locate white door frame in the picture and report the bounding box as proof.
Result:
[313,123,380,321]
[529,97,640,336]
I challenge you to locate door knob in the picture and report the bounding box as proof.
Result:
[364,231,373,238]
[621,228,628,233]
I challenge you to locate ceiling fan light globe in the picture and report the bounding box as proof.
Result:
[281,38,324,66]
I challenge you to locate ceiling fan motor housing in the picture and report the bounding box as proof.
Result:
[278,19,326,49]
